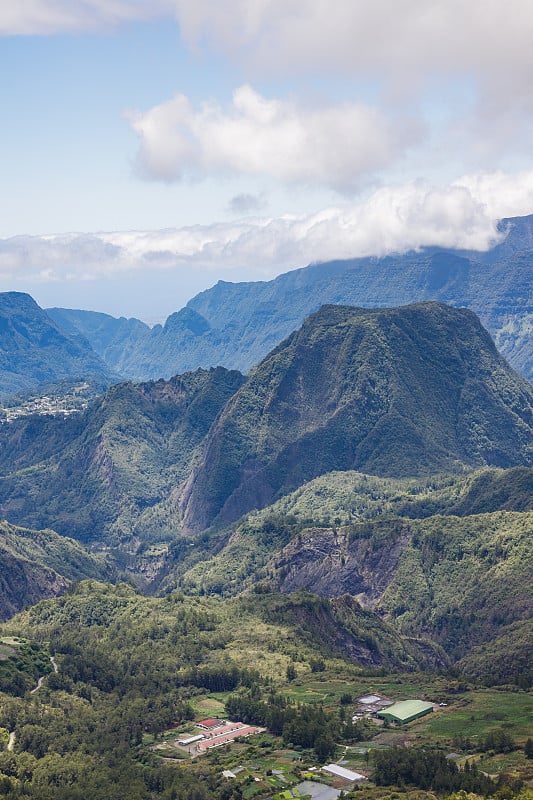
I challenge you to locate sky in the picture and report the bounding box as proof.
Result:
[2,1,533,321]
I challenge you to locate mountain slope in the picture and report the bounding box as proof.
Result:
[180,302,533,532]
[0,520,110,620]
[0,367,245,545]
[48,214,533,383]
[264,511,533,683]
[170,467,533,596]
[0,292,115,398]
[171,470,533,686]
[46,306,151,377]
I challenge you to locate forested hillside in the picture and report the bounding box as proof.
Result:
[0,521,110,620]
[0,367,245,544]
[180,303,533,532]
[169,468,533,687]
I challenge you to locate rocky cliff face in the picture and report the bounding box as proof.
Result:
[258,510,533,664]
[272,523,410,602]
[0,554,68,620]
[0,520,110,620]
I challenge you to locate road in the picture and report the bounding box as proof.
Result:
[30,655,58,693]
[7,656,59,752]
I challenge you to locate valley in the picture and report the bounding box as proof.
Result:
[4,5,533,799]
[0,291,531,800]
[0,583,531,800]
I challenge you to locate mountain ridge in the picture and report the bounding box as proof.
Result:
[0,292,116,398]
[46,213,533,384]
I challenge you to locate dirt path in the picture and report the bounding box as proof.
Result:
[7,731,15,751]
[30,655,58,694]
[30,675,44,694]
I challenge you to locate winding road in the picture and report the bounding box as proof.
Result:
[6,656,59,752]
[30,655,59,694]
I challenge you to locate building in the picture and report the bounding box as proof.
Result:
[177,734,204,746]
[357,694,382,705]
[196,718,224,730]
[355,694,393,717]
[323,764,366,782]
[377,699,434,724]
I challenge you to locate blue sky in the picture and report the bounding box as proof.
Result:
[1,1,533,321]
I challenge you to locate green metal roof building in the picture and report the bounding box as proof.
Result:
[377,699,434,724]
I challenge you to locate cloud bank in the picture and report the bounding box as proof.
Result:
[173,0,533,85]
[2,172,533,288]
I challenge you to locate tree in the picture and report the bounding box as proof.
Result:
[525,738,533,759]
[286,664,296,682]
[314,732,336,762]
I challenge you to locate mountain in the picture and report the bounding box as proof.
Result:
[45,306,151,377]
[169,467,533,686]
[0,520,110,620]
[0,367,245,546]
[0,292,115,398]
[47,214,533,383]
[1,301,531,560]
[171,467,533,594]
[179,302,533,532]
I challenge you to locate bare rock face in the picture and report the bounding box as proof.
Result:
[272,523,410,603]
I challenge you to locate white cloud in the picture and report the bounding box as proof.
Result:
[129,85,410,190]
[2,171,533,289]
[172,0,533,84]
[171,1,533,155]
[0,0,173,34]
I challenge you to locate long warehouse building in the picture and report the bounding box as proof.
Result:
[377,699,434,724]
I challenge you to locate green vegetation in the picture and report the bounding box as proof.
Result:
[171,493,532,688]
[0,637,51,695]
[0,520,110,620]
[0,583,531,800]
[171,467,533,596]
[0,296,531,799]
[0,366,245,546]
[181,303,533,531]
[234,467,533,528]
[374,746,506,794]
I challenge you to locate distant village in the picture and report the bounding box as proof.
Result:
[0,381,97,422]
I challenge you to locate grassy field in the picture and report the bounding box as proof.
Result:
[0,636,21,659]
[194,695,227,715]
[411,690,533,743]
[141,668,533,797]
[0,644,17,660]
[282,671,444,709]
